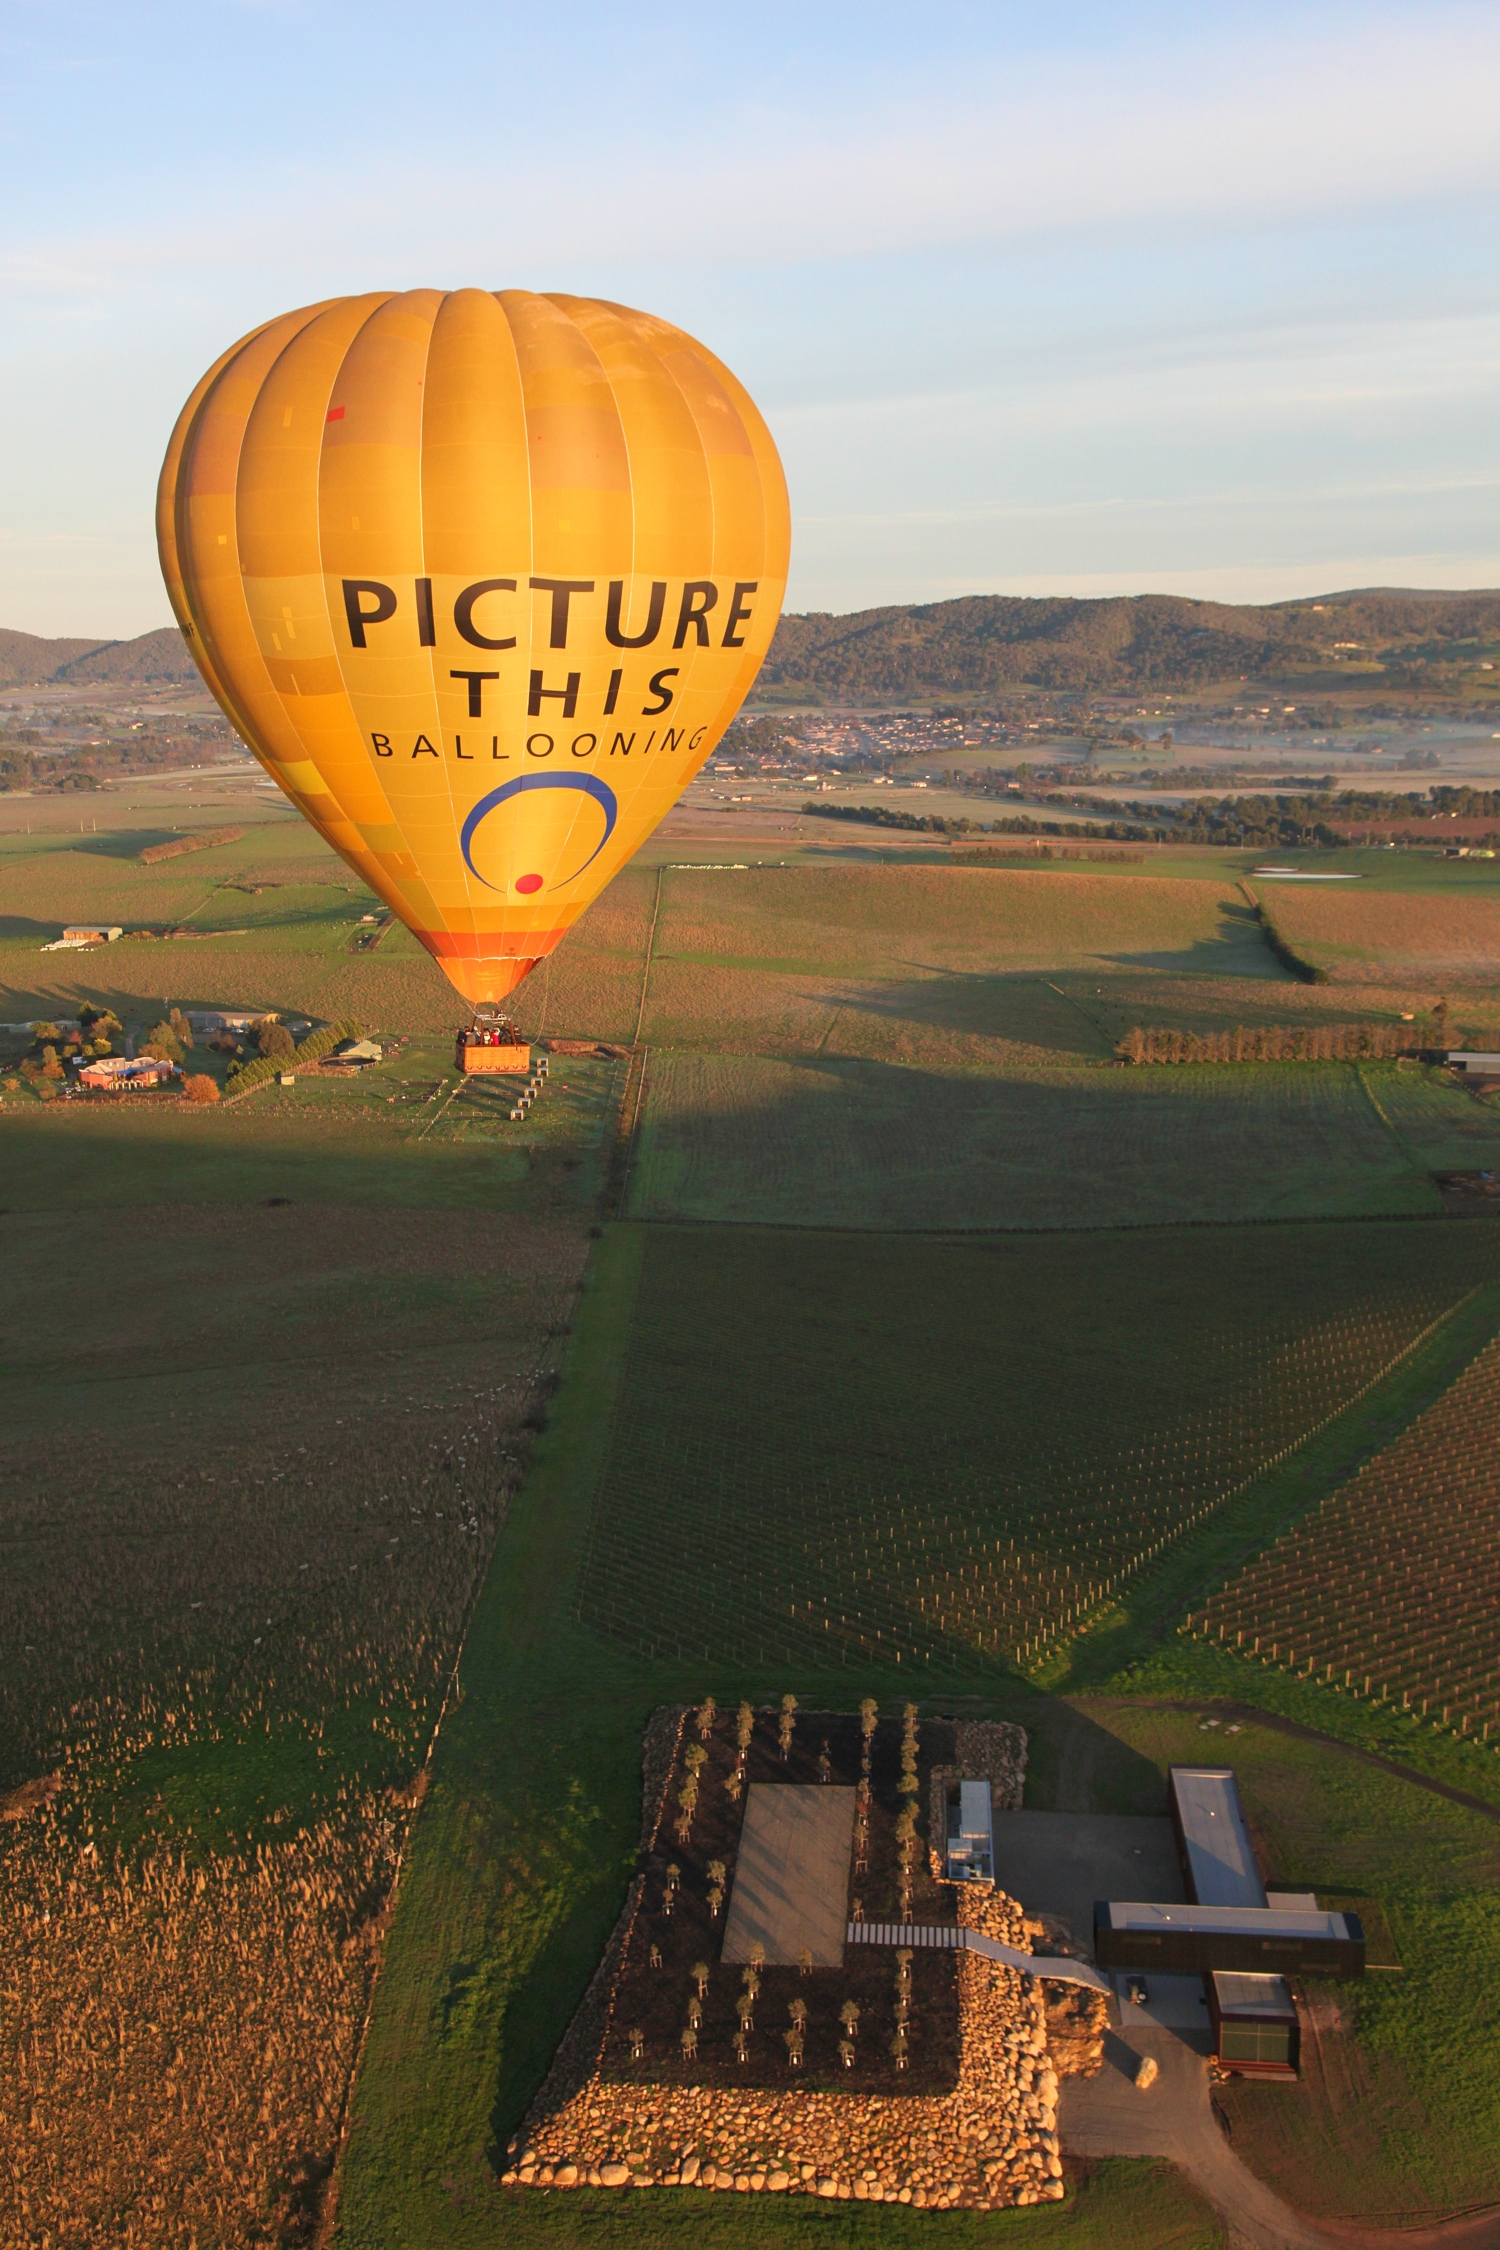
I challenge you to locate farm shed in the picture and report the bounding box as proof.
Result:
[1445,1052,1500,1075]
[62,925,121,944]
[1169,1765,1267,1909]
[1208,1972,1300,2078]
[1093,1898,1364,1977]
[333,1038,383,1065]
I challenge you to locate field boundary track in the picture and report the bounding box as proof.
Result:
[622,1207,1464,1237]
[1093,1696,1500,1828]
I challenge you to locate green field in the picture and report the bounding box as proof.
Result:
[626,1054,1500,1229]
[572,1222,1497,1669]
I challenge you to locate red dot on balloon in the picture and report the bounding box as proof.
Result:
[514,872,544,895]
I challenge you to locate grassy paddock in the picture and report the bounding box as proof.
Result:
[388,2159,1221,2249]
[1263,885,1500,987]
[626,1056,1475,1230]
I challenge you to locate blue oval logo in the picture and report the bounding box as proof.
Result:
[459,772,618,893]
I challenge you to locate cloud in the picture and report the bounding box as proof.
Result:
[4,11,1499,309]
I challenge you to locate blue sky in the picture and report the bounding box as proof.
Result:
[2,0,1497,634]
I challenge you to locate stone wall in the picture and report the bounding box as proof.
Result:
[502,1710,1067,2211]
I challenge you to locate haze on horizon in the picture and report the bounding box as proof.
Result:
[1,0,1498,639]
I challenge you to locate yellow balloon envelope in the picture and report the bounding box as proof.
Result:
[157,290,790,1005]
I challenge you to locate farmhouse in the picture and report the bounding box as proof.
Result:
[77,1056,177,1090]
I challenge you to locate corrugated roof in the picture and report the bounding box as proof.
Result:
[1211,1971,1297,2019]
[1170,1765,1266,1909]
[1103,1901,1350,1939]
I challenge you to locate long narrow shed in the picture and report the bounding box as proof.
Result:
[1169,1765,1267,1909]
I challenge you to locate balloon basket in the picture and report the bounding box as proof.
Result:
[455,1010,530,1076]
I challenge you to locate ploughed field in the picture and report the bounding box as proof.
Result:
[575,1222,1500,1671]
[1262,885,1500,986]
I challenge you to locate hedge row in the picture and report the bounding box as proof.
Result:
[1116,1022,1439,1066]
[139,826,244,865]
[1247,894,1330,985]
[225,1019,364,1097]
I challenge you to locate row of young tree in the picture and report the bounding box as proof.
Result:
[1115,1020,1448,1065]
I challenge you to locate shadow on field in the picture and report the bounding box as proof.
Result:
[1012,1693,1170,1816]
[71,831,187,861]
[0,976,278,1022]
[832,968,1111,1055]
[627,1046,1440,1229]
[1103,900,1285,978]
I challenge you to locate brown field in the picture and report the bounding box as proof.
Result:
[1264,888,1500,987]
[0,1093,594,2248]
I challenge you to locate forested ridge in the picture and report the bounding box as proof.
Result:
[6,585,1500,697]
[763,587,1500,700]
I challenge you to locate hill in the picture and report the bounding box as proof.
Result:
[8,586,1500,703]
[759,587,1500,703]
[0,625,198,688]
[0,628,105,685]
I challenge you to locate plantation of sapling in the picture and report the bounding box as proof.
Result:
[575,1222,1499,1671]
[1192,1329,1500,1746]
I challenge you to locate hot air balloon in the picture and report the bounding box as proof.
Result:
[157,291,790,1034]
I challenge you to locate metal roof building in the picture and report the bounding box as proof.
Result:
[1169,1765,1267,1910]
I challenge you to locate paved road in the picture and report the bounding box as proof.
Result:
[1061,2024,1500,2250]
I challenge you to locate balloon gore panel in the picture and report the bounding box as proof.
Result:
[158,291,790,1006]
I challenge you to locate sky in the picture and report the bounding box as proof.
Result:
[2,0,1498,636]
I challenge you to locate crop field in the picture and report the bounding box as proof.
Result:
[509,866,656,1046]
[573,1222,1496,1670]
[649,864,1270,979]
[0,1041,614,2248]
[1259,885,1500,986]
[623,1053,1497,1229]
[1191,1329,1500,1745]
